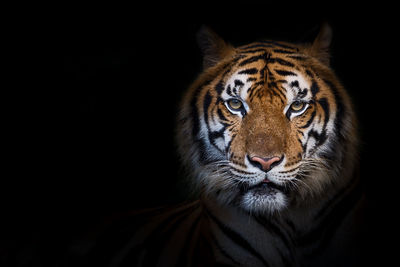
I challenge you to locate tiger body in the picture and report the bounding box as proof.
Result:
[83,26,363,267]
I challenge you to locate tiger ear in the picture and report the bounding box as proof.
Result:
[196,26,234,69]
[309,23,332,65]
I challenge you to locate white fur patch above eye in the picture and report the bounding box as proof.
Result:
[283,73,312,104]
[222,71,253,103]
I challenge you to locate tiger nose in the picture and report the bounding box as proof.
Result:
[249,156,282,172]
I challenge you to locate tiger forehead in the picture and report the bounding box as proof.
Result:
[235,40,307,73]
[223,45,312,103]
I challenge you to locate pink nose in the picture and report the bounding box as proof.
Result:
[250,156,282,171]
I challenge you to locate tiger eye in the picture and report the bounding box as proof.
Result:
[290,101,305,112]
[227,99,243,110]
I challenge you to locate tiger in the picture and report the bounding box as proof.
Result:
[78,25,365,267]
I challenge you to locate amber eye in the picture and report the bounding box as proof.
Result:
[290,100,306,112]
[227,98,244,111]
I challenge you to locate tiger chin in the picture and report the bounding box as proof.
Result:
[177,24,359,216]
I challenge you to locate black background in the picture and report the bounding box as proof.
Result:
[4,3,399,266]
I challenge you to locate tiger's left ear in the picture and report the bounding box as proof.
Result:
[309,23,332,65]
[196,26,234,69]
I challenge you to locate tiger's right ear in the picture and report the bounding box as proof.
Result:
[310,23,333,65]
[196,26,234,69]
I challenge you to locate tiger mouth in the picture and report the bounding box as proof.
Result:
[245,178,288,195]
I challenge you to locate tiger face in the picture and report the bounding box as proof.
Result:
[177,26,357,214]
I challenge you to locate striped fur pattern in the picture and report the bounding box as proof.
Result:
[83,26,363,267]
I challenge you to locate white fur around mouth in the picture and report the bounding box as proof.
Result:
[237,175,290,213]
[240,183,288,214]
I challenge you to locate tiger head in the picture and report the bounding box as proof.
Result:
[177,25,358,214]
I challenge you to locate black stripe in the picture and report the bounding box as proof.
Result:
[225,139,232,154]
[215,80,225,95]
[190,80,213,164]
[217,107,229,123]
[310,81,320,96]
[209,128,226,152]
[268,82,286,104]
[239,53,268,67]
[226,84,233,96]
[275,70,297,76]
[288,55,307,61]
[308,129,327,147]
[248,84,263,100]
[323,79,345,140]
[298,88,308,98]
[270,57,295,67]
[290,80,299,88]
[273,49,295,54]
[297,130,304,137]
[239,43,274,50]
[204,91,212,115]
[300,110,316,128]
[259,64,268,82]
[241,42,297,52]
[240,48,271,54]
[206,210,270,267]
[204,91,225,155]
[234,79,244,87]
[238,68,259,75]
[218,61,235,80]
[254,216,296,265]
[305,69,314,78]
[259,40,297,50]
[318,98,330,128]
[301,137,308,152]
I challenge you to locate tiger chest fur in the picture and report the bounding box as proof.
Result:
[84,25,363,267]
